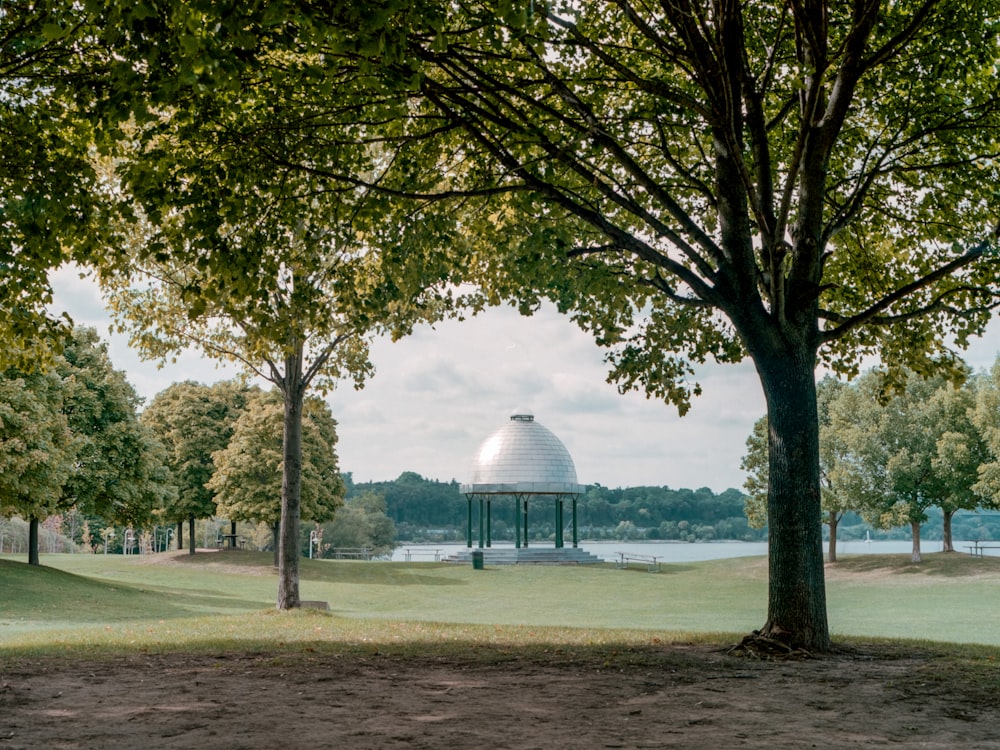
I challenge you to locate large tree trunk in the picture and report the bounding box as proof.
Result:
[827,511,839,564]
[176,521,183,551]
[28,516,40,566]
[910,520,922,563]
[941,510,955,552]
[755,350,830,651]
[188,514,196,555]
[277,350,305,610]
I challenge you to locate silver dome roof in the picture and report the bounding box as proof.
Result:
[459,412,584,495]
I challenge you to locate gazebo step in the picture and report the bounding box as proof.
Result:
[449,547,603,565]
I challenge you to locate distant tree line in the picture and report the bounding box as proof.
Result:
[743,363,1000,563]
[345,472,763,544]
[0,342,350,563]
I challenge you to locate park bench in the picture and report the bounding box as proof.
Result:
[615,552,661,572]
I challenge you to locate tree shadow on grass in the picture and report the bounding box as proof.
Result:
[831,552,1000,578]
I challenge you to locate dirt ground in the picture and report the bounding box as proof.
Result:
[2,644,999,749]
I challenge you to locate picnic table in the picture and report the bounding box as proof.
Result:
[217,534,246,549]
[965,540,1000,557]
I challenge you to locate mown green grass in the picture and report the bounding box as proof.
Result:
[2,550,999,659]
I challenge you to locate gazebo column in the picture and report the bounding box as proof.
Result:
[555,498,564,548]
[523,498,529,547]
[486,499,492,547]
[466,496,473,548]
[478,496,485,549]
[514,496,521,548]
[572,497,579,547]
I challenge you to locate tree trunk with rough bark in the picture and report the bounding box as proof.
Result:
[28,517,40,566]
[827,512,839,564]
[910,520,923,563]
[276,351,305,610]
[753,348,830,651]
[188,514,195,555]
[942,510,955,552]
[176,521,183,551]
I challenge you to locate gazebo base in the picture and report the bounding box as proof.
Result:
[449,546,603,565]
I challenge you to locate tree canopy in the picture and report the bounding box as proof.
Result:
[6,0,1000,649]
[141,380,250,553]
[0,326,168,563]
[0,2,126,365]
[208,389,345,529]
[340,0,1000,650]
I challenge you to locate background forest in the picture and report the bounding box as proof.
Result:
[5,333,1000,560]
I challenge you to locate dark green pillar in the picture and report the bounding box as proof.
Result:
[486,499,492,548]
[467,496,473,548]
[572,497,579,547]
[478,496,485,548]
[523,498,529,547]
[515,496,521,548]
[555,498,563,548]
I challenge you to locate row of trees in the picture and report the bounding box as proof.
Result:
[0,351,349,563]
[141,381,347,559]
[348,472,761,542]
[0,327,172,563]
[743,362,1000,563]
[5,1,1000,649]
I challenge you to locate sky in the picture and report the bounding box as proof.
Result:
[49,264,1000,493]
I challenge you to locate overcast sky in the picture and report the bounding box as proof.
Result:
[49,265,1000,493]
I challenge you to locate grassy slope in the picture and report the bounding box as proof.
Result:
[2,551,999,656]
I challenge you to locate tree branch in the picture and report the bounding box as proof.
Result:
[820,233,1000,342]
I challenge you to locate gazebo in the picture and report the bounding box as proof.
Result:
[458,411,600,564]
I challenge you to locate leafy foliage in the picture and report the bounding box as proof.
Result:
[0,369,75,523]
[744,366,998,561]
[161,0,999,648]
[348,472,755,541]
[319,490,396,556]
[141,380,251,526]
[0,327,169,562]
[0,2,129,365]
[208,390,345,527]
[55,328,173,529]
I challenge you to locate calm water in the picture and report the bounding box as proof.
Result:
[391,539,988,562]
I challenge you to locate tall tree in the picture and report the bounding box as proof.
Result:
[0,367,75,564]
[207,389,345,555]
[374,0,999,650]
[101,1,1000,649]
[925,381,992,551]
[56,327,172,537]
[141,380,250,554]
[102,21,454,607]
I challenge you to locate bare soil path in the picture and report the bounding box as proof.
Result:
[3,644,998,749]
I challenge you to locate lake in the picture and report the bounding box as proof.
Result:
[390,539,991,562]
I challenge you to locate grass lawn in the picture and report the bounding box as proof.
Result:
[2,549,999,657]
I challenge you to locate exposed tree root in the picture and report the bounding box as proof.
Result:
[726,631,815,660]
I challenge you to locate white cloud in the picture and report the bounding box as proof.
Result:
[48,264,1000,494]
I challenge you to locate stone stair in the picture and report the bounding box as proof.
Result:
[448,546,603,565]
